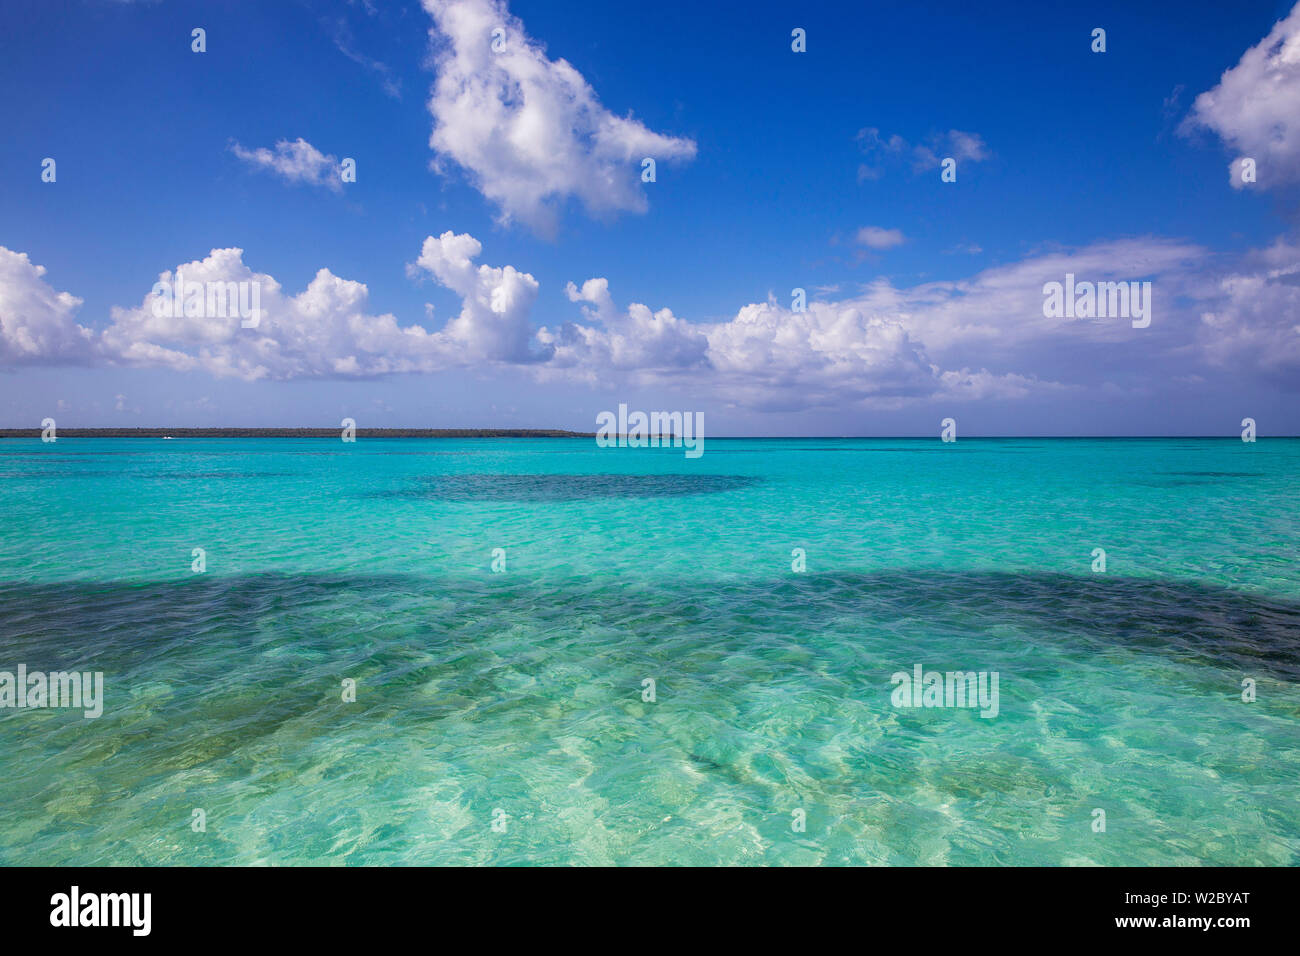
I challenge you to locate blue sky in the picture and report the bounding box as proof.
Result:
[1,0,1298,434]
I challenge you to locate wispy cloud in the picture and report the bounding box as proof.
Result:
[230,138,344,193]
[325,15,401,100]
[855,226,906,250]
[857,127,990,181]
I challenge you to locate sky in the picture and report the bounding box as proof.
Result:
[1,0,1298,435]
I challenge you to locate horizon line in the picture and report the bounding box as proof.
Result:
[0,428,1292,440]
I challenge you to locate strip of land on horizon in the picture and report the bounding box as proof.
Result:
[0,428,594,438]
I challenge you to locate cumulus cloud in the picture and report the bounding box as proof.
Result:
[422,0,696,233]
[0,247,93,366]
[1183,2,1300,189]
[537,278,709,378]
[95,233,545,380]
[534,236,1295,409]
[5,233,1298,407]
[408,231,547,363]
[230,138,345,193]
[102,249,416,378]
[529,274,1075,412]
[694,298,942,410]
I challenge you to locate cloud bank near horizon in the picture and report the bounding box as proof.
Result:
[3,231,1297,412]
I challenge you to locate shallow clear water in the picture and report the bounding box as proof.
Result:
[0,437,1297,865]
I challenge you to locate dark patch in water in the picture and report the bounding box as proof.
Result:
[2,569,1297,682]
[379,473,761,502]
[0,569,1297,787]
[3,559,1298,857]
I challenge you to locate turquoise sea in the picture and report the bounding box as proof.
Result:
[0,437,1297,866]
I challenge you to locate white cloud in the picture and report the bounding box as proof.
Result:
[694,298,943,410]
[884,238,1204,361]
[230,138,344,193]
[409,231,546,363]
[532,273,1054,411]
[422,0,696,233]
[534,236,1294,410]
[537,278,709,377]
[0,247,93,366]
[98,234,545,380]
[855,226,906,250]
[1190,238,1300,379]
[5,234,1298,409]
[1184,2,1300,189]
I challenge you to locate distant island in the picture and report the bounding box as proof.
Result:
[0,427,594,438]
